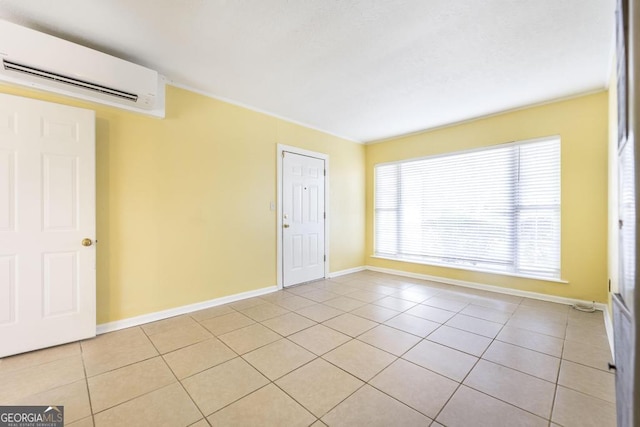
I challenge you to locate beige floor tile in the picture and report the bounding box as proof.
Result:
[207,384,315,427]
[182,357,269,415]
[346,289,386,303]
[402,339,477,382]
[285,284,317,296]
[259,290,295,303]
[273,295,317,311]
[366,284,398,295]
[402,285,441,298]
[472,297,520,313]
[427,325,492,356]
[322,313,377,337]
[322,384,431,426]
[552,386,616,427]
[199,311,255,336]
[565,323,609,347]
[562,339,613,371]
[496,326,564,358]
[190,305,235,322]
[148,322,213,354]
[464,360,555,418]
[482,340,560,382]
[323,296,367,311]
[436,385,547,427]
[558,360,615,403]
[13,379,91,424]
[521,298,570,313]
[372,296,417,311]
[303,289,342,302]
[422,296,469,312]
[94,383,201,427]
[445,313,503,338]
[296,304,344,322]
[406,304,455,323]
[163,338,236,379]
[238,302,290,322]
[513,306,568,324]
[81,328,158,377]
[351,304,399,322]
[357,325,421,356]
[310,420,328,427]
[217,323,281,354]
[0,342,80,375]
[384,313,440,337]
[506,316,566,339]
[228,297,268,310]
[0,355,85,402]
[261,312,317,336]
[391,289,434,303]
[88,356,176,413]
[142,315,197,336]
[275,358,363,417]
[242,339,315,380]
[370,359,457,418]
[323,340,396,381]
[323,282,360,296]
[188,420,210,427]
[460,304,512,324]
[68,416,94,427]
[568,308,605,323]
[288,324,351,355]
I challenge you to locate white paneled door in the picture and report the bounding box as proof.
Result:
[0,93,96,358]
[282,151,325,287]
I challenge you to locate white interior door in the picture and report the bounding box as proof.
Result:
[0,93,96,358]
[282,151,325,287]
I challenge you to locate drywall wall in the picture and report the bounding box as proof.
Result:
[0,83,365,323]
[366,92,609,302]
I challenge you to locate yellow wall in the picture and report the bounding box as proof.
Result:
[366,92,610,302]
[0,83,365,323]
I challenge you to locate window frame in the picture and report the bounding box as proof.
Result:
[373,135,563,282]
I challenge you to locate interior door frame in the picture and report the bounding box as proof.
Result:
[276,144,330,289]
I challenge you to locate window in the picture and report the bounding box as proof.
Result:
[374,137,561,279]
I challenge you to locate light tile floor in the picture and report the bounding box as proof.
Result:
[0,271,617,426]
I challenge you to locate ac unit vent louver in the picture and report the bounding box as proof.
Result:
[0,20,165,117]
[3,60,139,102]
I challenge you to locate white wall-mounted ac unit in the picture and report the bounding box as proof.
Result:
[0,20,165,118]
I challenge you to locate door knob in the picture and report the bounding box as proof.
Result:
[283,224,290,228]
[81,238,93,247]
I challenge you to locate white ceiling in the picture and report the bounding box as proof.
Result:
[0,0,615,143]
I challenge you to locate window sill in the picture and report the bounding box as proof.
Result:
[370,255,569,284]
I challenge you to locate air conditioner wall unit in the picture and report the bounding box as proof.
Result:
[0,20,165,118]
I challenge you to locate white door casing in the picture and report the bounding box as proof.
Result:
[0,93,96,358]
[281,149,326,287]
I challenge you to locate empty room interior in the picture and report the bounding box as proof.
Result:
[0,1,637,426]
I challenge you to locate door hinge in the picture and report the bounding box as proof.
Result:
[324,169,326,176]
[282,151,285,158]
[619,219,624,229]
[609,279,611,292]
[323,212,326,219]
[324,255,326,262]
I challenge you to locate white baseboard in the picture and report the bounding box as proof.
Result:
[96,285,279,335]
[328,266,366,278]
[365,265,608,311]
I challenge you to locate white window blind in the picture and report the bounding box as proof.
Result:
[374,137,561,278]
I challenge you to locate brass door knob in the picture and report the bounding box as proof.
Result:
[283,224,290,228]
[81,238,93,247]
